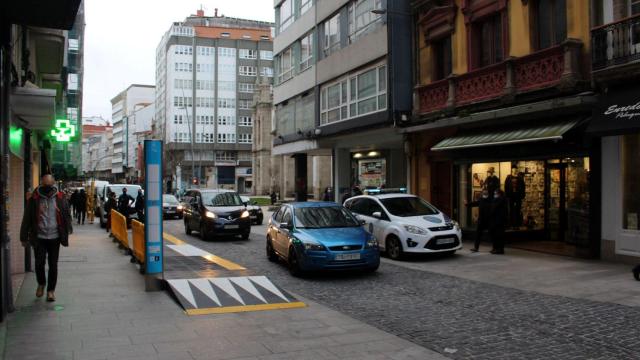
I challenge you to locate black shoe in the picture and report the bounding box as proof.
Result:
[470,248,479,253]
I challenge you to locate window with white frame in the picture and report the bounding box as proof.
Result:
[217,115,236,126]
[174,62,193,72]
[217,81,236,92]
[238,133,253,144]
[218,47,236,57]
[68,38,79,52]
[320,63,387,125]
[239,83,256,93]
[196,97,214,108]
[174,45,193,55]
[67,73,78,91]
[239,49,258,59]
[173,132,191,143]
[217,98,236,109]
[300,0,313,14]
[299,32,313,71]
[323,13,341,56]
[196,63,213,72]
[173,115,184,124]
[348,0,382,43]
[239,116,253,126]
[238,100,252,110]
[278,48,294,83]
[196,133,215,143]
[239,66,257,76]
[173,96,193,107]
[260,50,273,60]
[217,133,236,143]
[216,151,236,161]
[260,67,273,77]
[279,0,294,32]
[197,46,214,56]
[196,115,214,124]
[175,79,193,89]
[195,80,213,90]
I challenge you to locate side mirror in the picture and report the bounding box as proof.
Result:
[279,222,291,230]
[355,215,366,226]
[372,211,382,219]
[252,201,258,205]
[243,201,248,207]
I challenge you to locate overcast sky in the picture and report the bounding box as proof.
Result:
[82,0,275,122]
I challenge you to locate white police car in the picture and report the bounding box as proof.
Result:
[344,193,462,260]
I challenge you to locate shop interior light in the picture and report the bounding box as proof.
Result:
[354,153,363,159]
[368,151,380,157]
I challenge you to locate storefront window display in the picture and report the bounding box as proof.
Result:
[464,158,590,244]
[357,158,386,189]
[622,134,640,230]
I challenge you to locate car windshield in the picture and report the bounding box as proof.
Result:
[294,206,360,229]
[381,197,439,217]
[201,192,243,207]
[108,185,141,197]
[163,195,178,204]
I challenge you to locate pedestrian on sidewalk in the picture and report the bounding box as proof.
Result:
[76,188,87,225]
[490,189,508,255]
[105,191,117,233]
[70,189,79,220]
[464,189,492,252]
[118,187,134,227]
[135,189,145,223]
[20,174,73,302]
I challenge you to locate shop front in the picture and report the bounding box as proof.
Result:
[589,85,640,263]
[425,118,600,258]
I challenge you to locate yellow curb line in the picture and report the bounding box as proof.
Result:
[184,302,307,315]
[162,232,246,270]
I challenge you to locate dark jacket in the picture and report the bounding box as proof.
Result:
[20,187,73,247]
[505,175,526,200]
[490,196,508,229]
[118,193,134,214]
[135,193,144,211]
[76,191,87,211]
[105,196,117,216]
[468,197,493,226]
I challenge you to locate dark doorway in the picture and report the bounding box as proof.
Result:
[431,161,452,216]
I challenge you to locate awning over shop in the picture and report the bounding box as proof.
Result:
[10,87,57,131]
[588,87,640,136]
[431,119,581,151]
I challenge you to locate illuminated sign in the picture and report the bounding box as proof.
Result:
[50,119,76,142]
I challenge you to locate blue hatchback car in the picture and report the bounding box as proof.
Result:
[267,202,380,275]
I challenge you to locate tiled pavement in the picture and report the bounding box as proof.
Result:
[2,224,447,360]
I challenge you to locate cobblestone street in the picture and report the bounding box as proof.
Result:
[164,220,640,360]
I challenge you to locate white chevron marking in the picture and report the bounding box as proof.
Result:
[230,277,267,303]
[167,279,197,308]
[209,278,245,305]
[247,276,290,303]
[189,278,221,307]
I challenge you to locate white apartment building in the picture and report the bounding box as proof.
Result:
[110,84,154,181]
[155,9,273,193]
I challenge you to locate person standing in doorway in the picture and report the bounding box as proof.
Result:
[20,174,73,302]
[76,189,87,225]
[485,167,500,199]
[465,189,492,252]
[135,189,145,223]
[490,189,508,254]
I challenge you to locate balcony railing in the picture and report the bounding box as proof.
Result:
[416,39,582,116]
[592,14,640,71]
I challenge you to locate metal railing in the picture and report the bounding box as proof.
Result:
[592,14,640,70]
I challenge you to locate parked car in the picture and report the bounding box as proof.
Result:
[183,189,251,240]
[96,184,143,227]
[266,202,380,276]
[240,196,264,225]
[344,193,462,260]
[163,194,183,219]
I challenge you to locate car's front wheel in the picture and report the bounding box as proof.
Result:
[200,223,208,241]
[386,235,404,260]
[288,247,303,277]
[266,237,278,262]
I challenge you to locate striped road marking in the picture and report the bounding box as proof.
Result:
[163,232,246,270]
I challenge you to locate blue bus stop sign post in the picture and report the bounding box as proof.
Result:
[144,140,164,291]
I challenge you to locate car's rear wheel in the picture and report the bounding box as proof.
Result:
[266,237,278,262]
[200,223,208,241]
[288,247,303,277]
[386,235,404,260]
[185,218,192,235]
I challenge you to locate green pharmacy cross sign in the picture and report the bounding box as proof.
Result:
[51,119,76,142]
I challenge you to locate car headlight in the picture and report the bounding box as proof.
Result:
[241,210,250,218]
[404,225,427,235]
[451,220,461,231]
[366,236,378,248]
[177,205,183,210]
[304,242,326,251]
[205,211,216,219]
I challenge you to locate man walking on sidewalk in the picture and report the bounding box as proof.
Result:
[20,174,73,302]
[76,188,87,225]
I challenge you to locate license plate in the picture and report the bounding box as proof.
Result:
[436,238,456,245]
[166,210,175,213]
[250,216,257,219]
[225,225,239,229]
[335,253,361,261]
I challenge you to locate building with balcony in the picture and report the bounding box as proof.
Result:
[82,122,113,181]
[110,84,155,182]
[588,0,640,263]
[401,0,597,258]
[154,9,273,193]
[272,0,413,201]
[2,0,83,322]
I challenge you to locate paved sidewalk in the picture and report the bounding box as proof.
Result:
[3,224,447,360]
